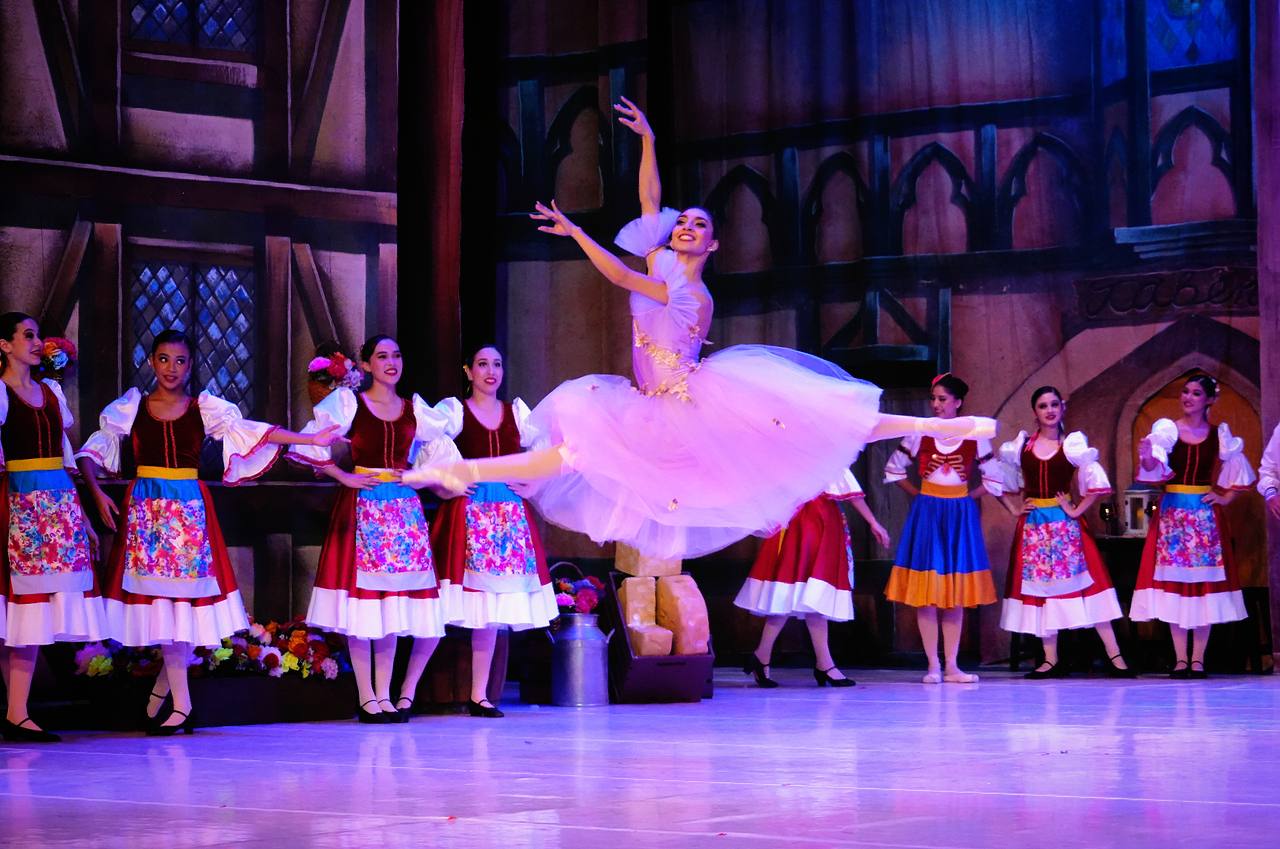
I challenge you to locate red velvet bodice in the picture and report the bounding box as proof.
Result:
[131,396,205,469]
[347,394,415,469]
[917,436,977,482]
[1019,437,1075,498]
[1,383,63,461]
[1168,435,1219,487]
[455,401,522,460]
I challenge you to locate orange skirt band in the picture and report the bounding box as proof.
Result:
[885,566,997,609]
[921,482,969,499]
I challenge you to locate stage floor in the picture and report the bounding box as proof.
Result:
[3,668,1279,848]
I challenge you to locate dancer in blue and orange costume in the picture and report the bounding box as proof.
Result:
[1131,373,1254,679]
[996,386,1134,678]
[291,335,457,724]
[429,344,556,718]
[405,98,994,559]
[884,373,1004,684]
[0,312,106,743]
[734,471,890,688]
[77,330,340,735]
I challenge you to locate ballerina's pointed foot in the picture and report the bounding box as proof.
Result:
[919,416,997,441]
[943,669,979,684]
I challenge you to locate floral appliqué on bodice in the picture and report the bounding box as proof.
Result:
[629,250,711,402]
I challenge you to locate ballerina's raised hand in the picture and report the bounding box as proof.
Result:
[530,200,576,237]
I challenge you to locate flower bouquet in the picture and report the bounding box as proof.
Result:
[39,337,77,380]
[306,343,363,405]
[554,573,605,616]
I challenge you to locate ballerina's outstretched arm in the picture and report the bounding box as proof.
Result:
[615,95,661,215]
[530,200,671,305]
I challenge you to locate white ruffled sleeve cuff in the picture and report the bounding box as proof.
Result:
[1216,422,1256,491]
[407,435,463,488]
[45,380,78,471]
[1063,430,1112,496]
[288,387,357,469]
[1257,424,1280,499]
[1135,418,1177,483]
[76,388,143,475]
[198,392,281,485]
[996,431,1027,493]
[883,433,921,483]
[614,208,680,257]
[976,436,1004,496]
[433,396,465,440]
[824,469,864,500]
[412,394,452,444]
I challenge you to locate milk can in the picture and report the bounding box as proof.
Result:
[549,613,610,706]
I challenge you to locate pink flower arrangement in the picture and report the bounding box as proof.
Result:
[307,351,362,390]
[40,337,77,377]
[553,573,606,615]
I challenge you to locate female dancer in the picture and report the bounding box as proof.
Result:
[429,344,556,717]
[884,373,1003,684]
[405,97,994,560]
[77,330,339,734]
[0,312,105,742]
[1131,374,1254,678]
[290,335,455,723]
[734,471,889,688]
[996,386,1133,678]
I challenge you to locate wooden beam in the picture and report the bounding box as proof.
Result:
[257,0,292,178]
[262,236,293,426]
[84,0,121,159]
[0,155,396,226]
[32,0,85,149]
[291,243,344,353]
[377,242,397,337]
[85,222,123,419]
[365,0,398,190]
[293,0,353,179]
[123,51,260,88]
[39,219,92,331]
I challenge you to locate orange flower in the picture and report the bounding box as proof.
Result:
[247,645,262,660]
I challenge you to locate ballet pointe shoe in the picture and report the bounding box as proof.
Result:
[401,460,477,496]
[916,416,997,442]
[943,669,979,684]
[922,669,942,684]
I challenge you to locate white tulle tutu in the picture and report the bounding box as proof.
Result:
[527,345,882,559]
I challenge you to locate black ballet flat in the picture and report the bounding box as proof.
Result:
[357,699,388,724]
[1188,661,1208,680]
[145,709,194,737]
[814,666,855,688]
[143,689,173,729]
[1169,660,1190,679]
[378,698,408,724]
[1104,654,1138,679]
[743,654,779,689]
[1024,662,1068,680]
[467,699,504,718]
[1,717,61,743]
[394,697,415,723]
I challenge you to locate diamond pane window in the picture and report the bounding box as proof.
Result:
[1148,0,1239,70]
[1101,0,1127,85]
[127,0,258,54]
[129,260,257,414]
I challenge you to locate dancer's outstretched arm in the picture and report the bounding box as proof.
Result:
[615,96,660,214]
[530,200,670,304]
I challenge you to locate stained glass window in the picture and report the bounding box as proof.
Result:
[128,0,258,53]
[129,260,257,414]
[1101,0,1127,85]
[1148,0,1238,70]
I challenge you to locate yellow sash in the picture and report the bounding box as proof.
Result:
[921,482,968,499]
[6,457,64,472]
[136,465,198,480]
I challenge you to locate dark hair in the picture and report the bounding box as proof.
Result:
[0,311,36,375]
[150,329,192,356]
[464,342,503,366]
[930,372,969,401]
[359,334,396,363]
[314,339,343,359]
[1029,385,1066,438]
[1186,373,1219,398]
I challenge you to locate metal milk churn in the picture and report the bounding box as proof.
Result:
[549,613,610,706]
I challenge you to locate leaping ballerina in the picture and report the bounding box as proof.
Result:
[406,97,995,559]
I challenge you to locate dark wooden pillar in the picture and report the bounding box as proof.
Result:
[1256,0,1280,655]
[85,222,122,419]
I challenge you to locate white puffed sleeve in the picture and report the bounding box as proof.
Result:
[996,431,1028,494]
[432,396,465,440]
[615,208,680,257]
[511,397,544,449]
[976,436,1005,496]
[198,392,281,485]
[884,433,922,483]
[288,387,358,469]
[1063,431,1112,497]
[407,394,462,485]
[76,388,143,475]
[824,469,864,501]
[1258,424,1280,500]
[44,379,79,470]
[1135,418,1178,483]
[1216,422,1256,491]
